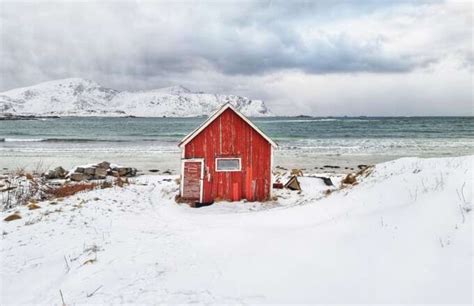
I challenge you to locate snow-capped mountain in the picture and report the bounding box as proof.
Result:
[0,78,272,117]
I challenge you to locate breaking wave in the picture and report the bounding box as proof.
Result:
[2,138,124,143]
[2,138,45,142]
[1,137,180,143]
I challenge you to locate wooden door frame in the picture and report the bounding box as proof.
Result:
[181,158,204,203]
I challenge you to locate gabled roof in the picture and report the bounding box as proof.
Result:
[179,103,278,148]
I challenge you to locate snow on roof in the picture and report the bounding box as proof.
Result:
[179,102,278,148]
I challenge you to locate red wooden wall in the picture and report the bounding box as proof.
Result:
[184,108,272,203]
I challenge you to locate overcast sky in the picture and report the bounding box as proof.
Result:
[0,0,472,116]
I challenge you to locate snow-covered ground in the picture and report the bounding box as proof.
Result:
[1,156,472,304]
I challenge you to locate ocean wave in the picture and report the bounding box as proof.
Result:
[256,118,381,123]
[1,138,121,143]
[256,119,339,123]
[0,137,181,143]
[2,138,45,142]
[44,138,124,143]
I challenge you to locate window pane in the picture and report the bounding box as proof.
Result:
[216,158,240,171]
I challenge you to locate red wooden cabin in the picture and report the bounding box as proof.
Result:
[179,103,277,204]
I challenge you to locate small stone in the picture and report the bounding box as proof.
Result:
[44,166,67,179]
[55,166,67,178]
[127,168,137,177]
[117,167,128,176]
[70,173,86,181]
[95,168,107,179]
[97,161,110,169]
[84,167,96,176]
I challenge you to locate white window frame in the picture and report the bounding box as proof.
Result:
[215,157,242,172]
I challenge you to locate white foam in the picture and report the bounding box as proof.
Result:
[3,138,45,142]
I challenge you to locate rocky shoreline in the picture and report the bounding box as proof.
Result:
[0,113,60,120]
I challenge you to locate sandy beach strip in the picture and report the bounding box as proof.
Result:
[0,150,416,175]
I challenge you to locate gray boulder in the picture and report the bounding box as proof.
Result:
[128,168,137,177]
[44,166,67,179]
[70,172,88,181]
[117,167,128,176]
[95,168,108,179]
[84,167,96,176]
[97,161,110,169]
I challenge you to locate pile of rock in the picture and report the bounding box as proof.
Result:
[69,161,137,181]
[42,162,138,182]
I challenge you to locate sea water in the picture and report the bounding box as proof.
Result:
[1,116,473,171]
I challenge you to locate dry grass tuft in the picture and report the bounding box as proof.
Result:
[27,203,41,210]
[342,173,357,185]
[1,173,42,210]
[43,207,62,216]
[13,167,26,177]
[357,166,374,177]
[341,165,374,187]
[100,181,113,189]
[115,177,124,187]
[4,213,21,222]
[291,168,304,176]
[1,186,16,192]
[25,215,43,226]
[46,183,97,198]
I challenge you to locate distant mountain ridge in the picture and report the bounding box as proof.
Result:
[0,78,272,117]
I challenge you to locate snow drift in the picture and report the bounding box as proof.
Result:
[1,156,472,304]
[0,78,272,117]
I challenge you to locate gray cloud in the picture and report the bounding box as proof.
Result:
[0,0,471,115]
